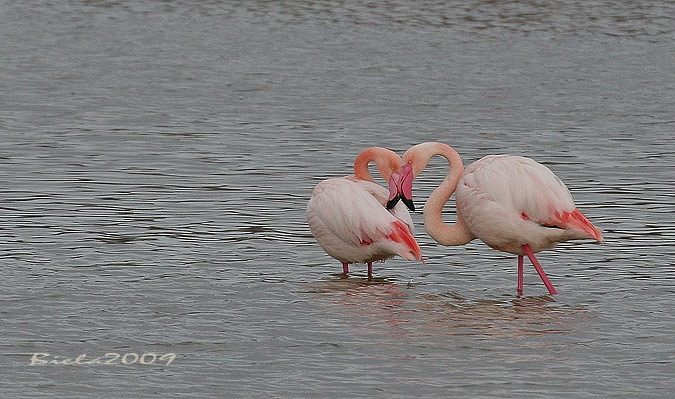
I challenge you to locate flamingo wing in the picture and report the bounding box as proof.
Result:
[457,155,602,253]
[493,156,602,241]
[307,178,421,264]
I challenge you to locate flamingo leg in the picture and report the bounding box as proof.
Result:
[342,262,349,275]
[521,244,558,295]
[367,262,373,279]
[517,255,524,295]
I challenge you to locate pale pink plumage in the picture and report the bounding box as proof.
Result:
[456,154,602,255]
[307,148,422,278]
[397,142,602,295]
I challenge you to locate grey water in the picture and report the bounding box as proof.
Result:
[1,1,674,398]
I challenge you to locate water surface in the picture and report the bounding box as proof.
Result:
[1,1,674,398]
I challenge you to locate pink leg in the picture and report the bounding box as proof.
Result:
[367,262,373,279]
[517,255,524,295]
[521,244,558,295]
[342,262,349,275]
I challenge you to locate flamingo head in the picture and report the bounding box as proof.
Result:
[386,163,415,212]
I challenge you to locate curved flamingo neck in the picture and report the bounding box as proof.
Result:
[404,142,474,246]
[353,147,400,183]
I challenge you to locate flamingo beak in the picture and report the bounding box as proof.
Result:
[399,163,415,211]
[386,171,401,210]
[386,164,415,212]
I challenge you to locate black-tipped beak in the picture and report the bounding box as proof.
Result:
[387,163,416,212]
[386,193,415,212]
[386,196,400,210]
[401,196,415,212]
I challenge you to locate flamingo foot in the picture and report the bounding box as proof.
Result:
[521,244,558,295]
[367,262,373,280]
[517,254,524,296]
[342,262,349,275]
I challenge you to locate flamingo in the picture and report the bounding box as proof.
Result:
[388,142,602,295]
[307,147,422,279]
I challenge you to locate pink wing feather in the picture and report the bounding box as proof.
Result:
[307,177,421,264]
[456,155,602,254]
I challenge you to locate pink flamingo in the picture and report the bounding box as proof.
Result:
[307,147,422,279]
[389,142,602,295]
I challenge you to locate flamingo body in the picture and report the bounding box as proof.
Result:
[456,155,602,254]
[307,177,421,267]
[307,147,422,278]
